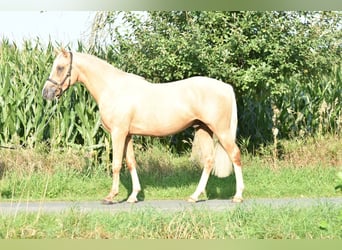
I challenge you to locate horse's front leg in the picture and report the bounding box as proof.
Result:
[102,130,127,204]
[125,136,141,203]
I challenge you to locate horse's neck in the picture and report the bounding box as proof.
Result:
[75,53,122,103]
[75,53,149,104]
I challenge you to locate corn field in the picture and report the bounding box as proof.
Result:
[238,64,342,144]
[0,39,341,154]
[0,40,107,151]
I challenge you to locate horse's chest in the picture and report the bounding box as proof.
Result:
[98,100,134,132]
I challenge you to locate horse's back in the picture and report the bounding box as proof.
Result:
[173,76,235,104]
[167,76,232,89]
[151,76,234,99]
[148,76,236,121]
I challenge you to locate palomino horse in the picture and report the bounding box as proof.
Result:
[42,50,245,203]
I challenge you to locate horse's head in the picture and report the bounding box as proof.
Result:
[42,49,77,100]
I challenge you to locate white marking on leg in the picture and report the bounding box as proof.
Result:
[232,163,244,202]
[127,167,141,203]
[125,136,141,203]
[189,169,210,202]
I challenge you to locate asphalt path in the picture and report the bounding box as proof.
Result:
[1,197,341,214]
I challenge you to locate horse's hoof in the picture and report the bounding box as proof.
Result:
[102,199,115,205]
[187,197,198,203]
[232,196,243,203]
[126,197,138,203]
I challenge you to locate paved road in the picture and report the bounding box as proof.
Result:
[1,197,341,214]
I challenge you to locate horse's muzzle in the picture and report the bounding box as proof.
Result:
[42,85,61,100]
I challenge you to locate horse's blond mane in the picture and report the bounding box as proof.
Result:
[85,53,146,81]
[56,49,146,82]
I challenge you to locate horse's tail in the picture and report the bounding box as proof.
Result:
[211,87,237,178]
[211,140,233,177]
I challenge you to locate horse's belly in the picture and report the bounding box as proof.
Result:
[129,109,194,136]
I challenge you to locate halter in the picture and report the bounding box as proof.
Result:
[47,52,73,95]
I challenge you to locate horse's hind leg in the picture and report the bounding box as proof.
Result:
[216,132,244,203]
[232,163,244,202]
[125,136,141,203]
[188,126,214,202]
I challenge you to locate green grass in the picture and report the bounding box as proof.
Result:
[0,135,341,202]
[0,156,340,202]
[1,204,341,239]
[0,135,341,239]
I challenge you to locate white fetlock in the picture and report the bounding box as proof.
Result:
[232,196,243,203]
[126,195,138,203]
[187,196,198,203]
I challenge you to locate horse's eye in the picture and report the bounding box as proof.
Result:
[57,66,64,73]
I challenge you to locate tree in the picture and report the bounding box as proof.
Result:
[90,11,341,148]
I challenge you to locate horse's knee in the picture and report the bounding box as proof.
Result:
[203,157,214,172]
[112,165,121,174]
[126,159,137,171]
[220,139,242,167]
[230,145,242,167]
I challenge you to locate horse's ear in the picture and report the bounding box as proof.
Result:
[53,47,67,57]
[53,48,60,56]
[61,48,68,57]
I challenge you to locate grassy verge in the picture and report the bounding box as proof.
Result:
[0,135,341,202]
[0,135,341,239]
[1,204,341,239]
